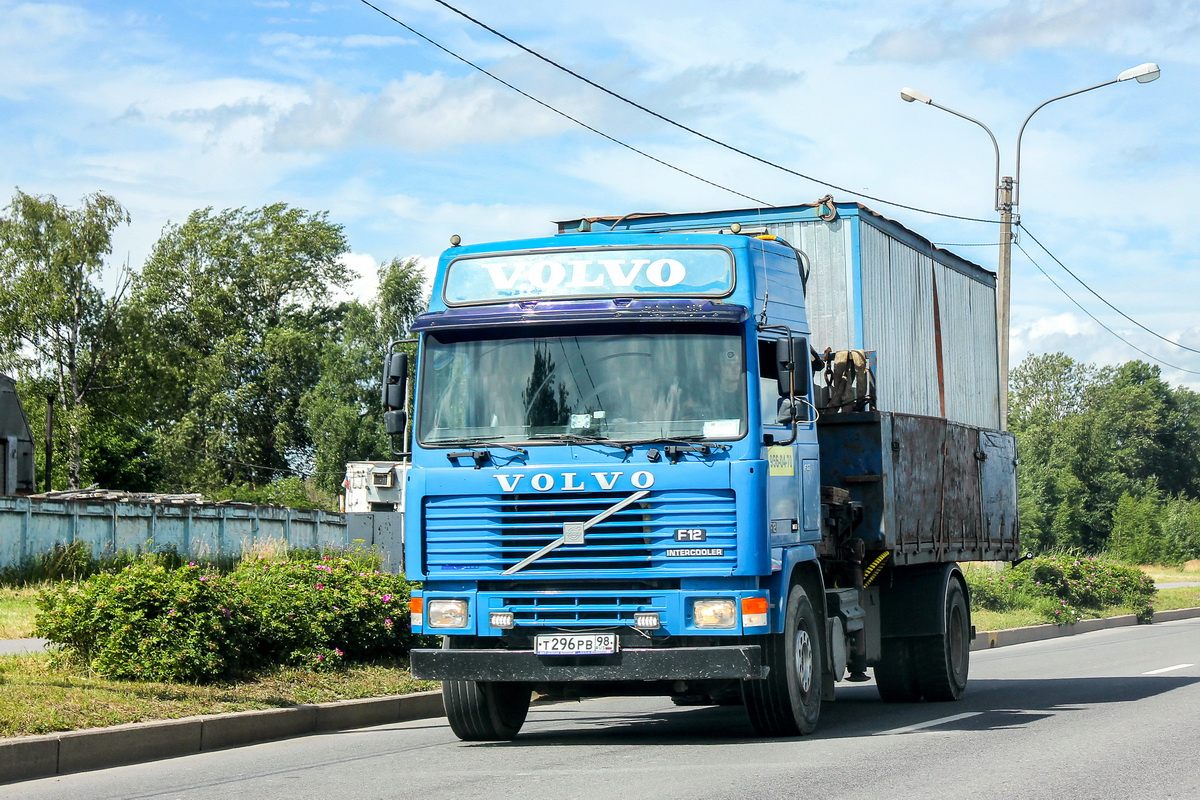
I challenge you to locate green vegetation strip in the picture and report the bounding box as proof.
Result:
[0,654,436,738]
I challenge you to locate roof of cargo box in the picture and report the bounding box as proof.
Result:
[554,198,995,282]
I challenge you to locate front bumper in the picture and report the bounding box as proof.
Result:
[410,645,766,682]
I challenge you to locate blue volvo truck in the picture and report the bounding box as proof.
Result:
[385,200,1019,740]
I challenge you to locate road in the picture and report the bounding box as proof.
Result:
[5,618,1198,800]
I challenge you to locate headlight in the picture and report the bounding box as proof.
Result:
[427,598,469,628]
[692,598,736,629]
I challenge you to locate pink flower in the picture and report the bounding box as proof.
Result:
[333,648,344,656]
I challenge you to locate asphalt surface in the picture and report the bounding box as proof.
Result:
[0,638,46,656]
[3,617,1198,800]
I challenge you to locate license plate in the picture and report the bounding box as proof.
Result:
[534,633,618,656]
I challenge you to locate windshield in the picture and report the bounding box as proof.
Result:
[418,324,747,445]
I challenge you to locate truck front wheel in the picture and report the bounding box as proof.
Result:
[742,581,823,736]
[443,679,531,741]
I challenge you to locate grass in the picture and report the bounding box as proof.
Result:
[1139,564,1200,583]
[1154,585,1200,611]
[0,654,437,738]
[0,586,41,639]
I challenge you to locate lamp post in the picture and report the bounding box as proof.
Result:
[900,62,1160,430]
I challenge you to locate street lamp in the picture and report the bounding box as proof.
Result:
[900,62,1160,430]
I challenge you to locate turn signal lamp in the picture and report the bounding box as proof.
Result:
[692,598,737,629]
[409,597,423,629]
[427,598,469,628]
[741,597,769,628]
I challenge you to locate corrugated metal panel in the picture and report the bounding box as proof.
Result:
[763,219,856,350]
[937,265,1000,428]
[866,225,941,417]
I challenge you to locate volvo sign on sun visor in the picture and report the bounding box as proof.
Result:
[442,247,734,305]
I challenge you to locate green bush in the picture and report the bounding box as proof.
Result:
[35,561,255,681]
[35,554,429,682]
[965,556,1156,626]
[228,555,421,669]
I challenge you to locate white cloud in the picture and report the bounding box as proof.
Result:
[267,71,580,152]
[854,0,1199,63]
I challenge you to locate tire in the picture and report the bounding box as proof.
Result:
[742,582,823,736]
[443,679,531,741]
[874,638,921,702]
[912,577,970,701]
[439,637,531,741]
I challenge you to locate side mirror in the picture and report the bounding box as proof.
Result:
[775,338,794,398]
[384,409,408,436]
[382,352,408,411]
[775,337,811,398]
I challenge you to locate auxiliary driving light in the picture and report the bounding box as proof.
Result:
[427,598,470,628]
[692,598,737,629]
[633,612,661,629]
[489,611,515,629]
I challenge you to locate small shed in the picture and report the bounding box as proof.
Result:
[0,374,35,495]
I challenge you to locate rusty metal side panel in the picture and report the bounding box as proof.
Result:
[817,412,1018,564]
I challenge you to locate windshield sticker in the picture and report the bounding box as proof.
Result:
[704,419,741,438]
[443,248,733,305]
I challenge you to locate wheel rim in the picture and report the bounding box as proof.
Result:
[794,626,814,694]
[949,603,967,679]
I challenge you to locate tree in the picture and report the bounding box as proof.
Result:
[1010,352,1200,558]
[128,203,350,491]
[0,189,131,488]
[300,257,428,495]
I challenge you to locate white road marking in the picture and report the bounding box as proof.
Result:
[873,712,982,735]
[1142,664,1194,675]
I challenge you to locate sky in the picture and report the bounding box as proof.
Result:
[3,0,1198,387]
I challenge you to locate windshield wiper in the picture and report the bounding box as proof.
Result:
[528,433,632,452]
[425,436,528,453]
[625,435,731,464]
[627,435,731,451]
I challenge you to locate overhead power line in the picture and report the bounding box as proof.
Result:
[1021,224,1200,356]
[357,0,998,224]
[1014,240,1200,376]
[354,0,767,206]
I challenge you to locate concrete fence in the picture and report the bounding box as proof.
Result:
[0,496,359,569]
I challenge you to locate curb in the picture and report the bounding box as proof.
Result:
[971,605,1200,651]
[4,607,1199,784]
[0,690,444,785]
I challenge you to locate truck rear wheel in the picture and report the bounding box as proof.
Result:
[875,573,970,702]
[443,679,531,741]
[874,638,921,702]
[742,581,823,736]
[912,577,970,701]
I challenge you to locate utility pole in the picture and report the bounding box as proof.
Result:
[996,177,1014,430]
